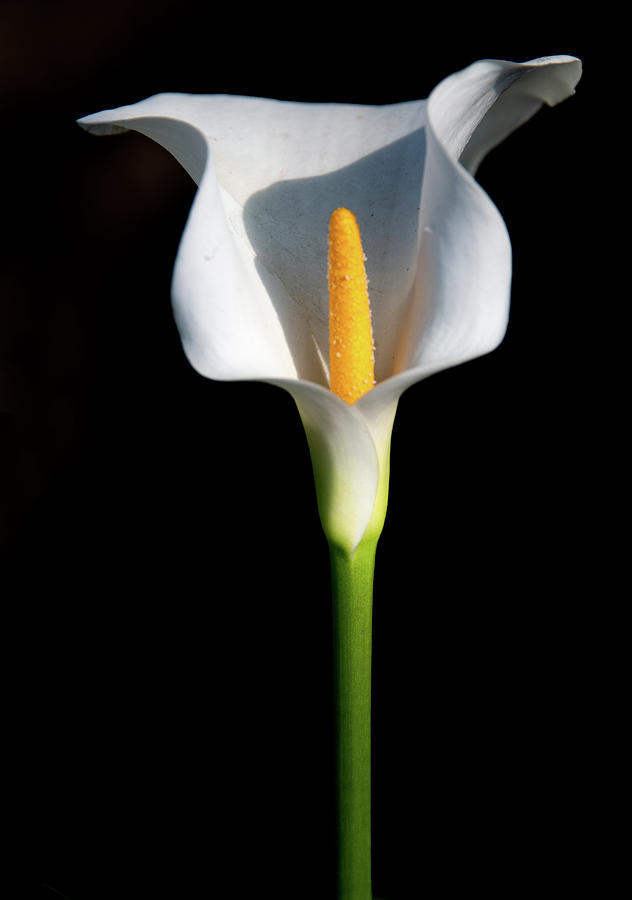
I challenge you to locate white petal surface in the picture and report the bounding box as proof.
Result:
[79,96,427,385]
[378,55,581,414]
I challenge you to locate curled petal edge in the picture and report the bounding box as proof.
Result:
[391,54,581,382]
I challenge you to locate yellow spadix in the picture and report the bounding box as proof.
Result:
[328,208,375,404]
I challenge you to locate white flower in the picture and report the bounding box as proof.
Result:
[78,55,581,554]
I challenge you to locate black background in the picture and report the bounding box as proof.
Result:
[1,4,616,900]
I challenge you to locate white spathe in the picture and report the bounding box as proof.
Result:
[78,56,581,553]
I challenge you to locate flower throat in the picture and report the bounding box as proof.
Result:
[328,208,375,404]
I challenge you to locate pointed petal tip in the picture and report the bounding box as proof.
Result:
[76,107,131,134]
[77,119,130,136]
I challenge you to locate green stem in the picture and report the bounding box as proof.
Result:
[330,538,377,900]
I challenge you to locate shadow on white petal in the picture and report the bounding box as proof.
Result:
[243,128,427,386]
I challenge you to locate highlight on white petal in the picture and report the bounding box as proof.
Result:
[171,157,300,382]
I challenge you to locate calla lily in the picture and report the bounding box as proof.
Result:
[78,56,581,900]
[77,54,581,558]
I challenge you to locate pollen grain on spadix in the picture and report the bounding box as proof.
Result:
[328,208,376,405]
